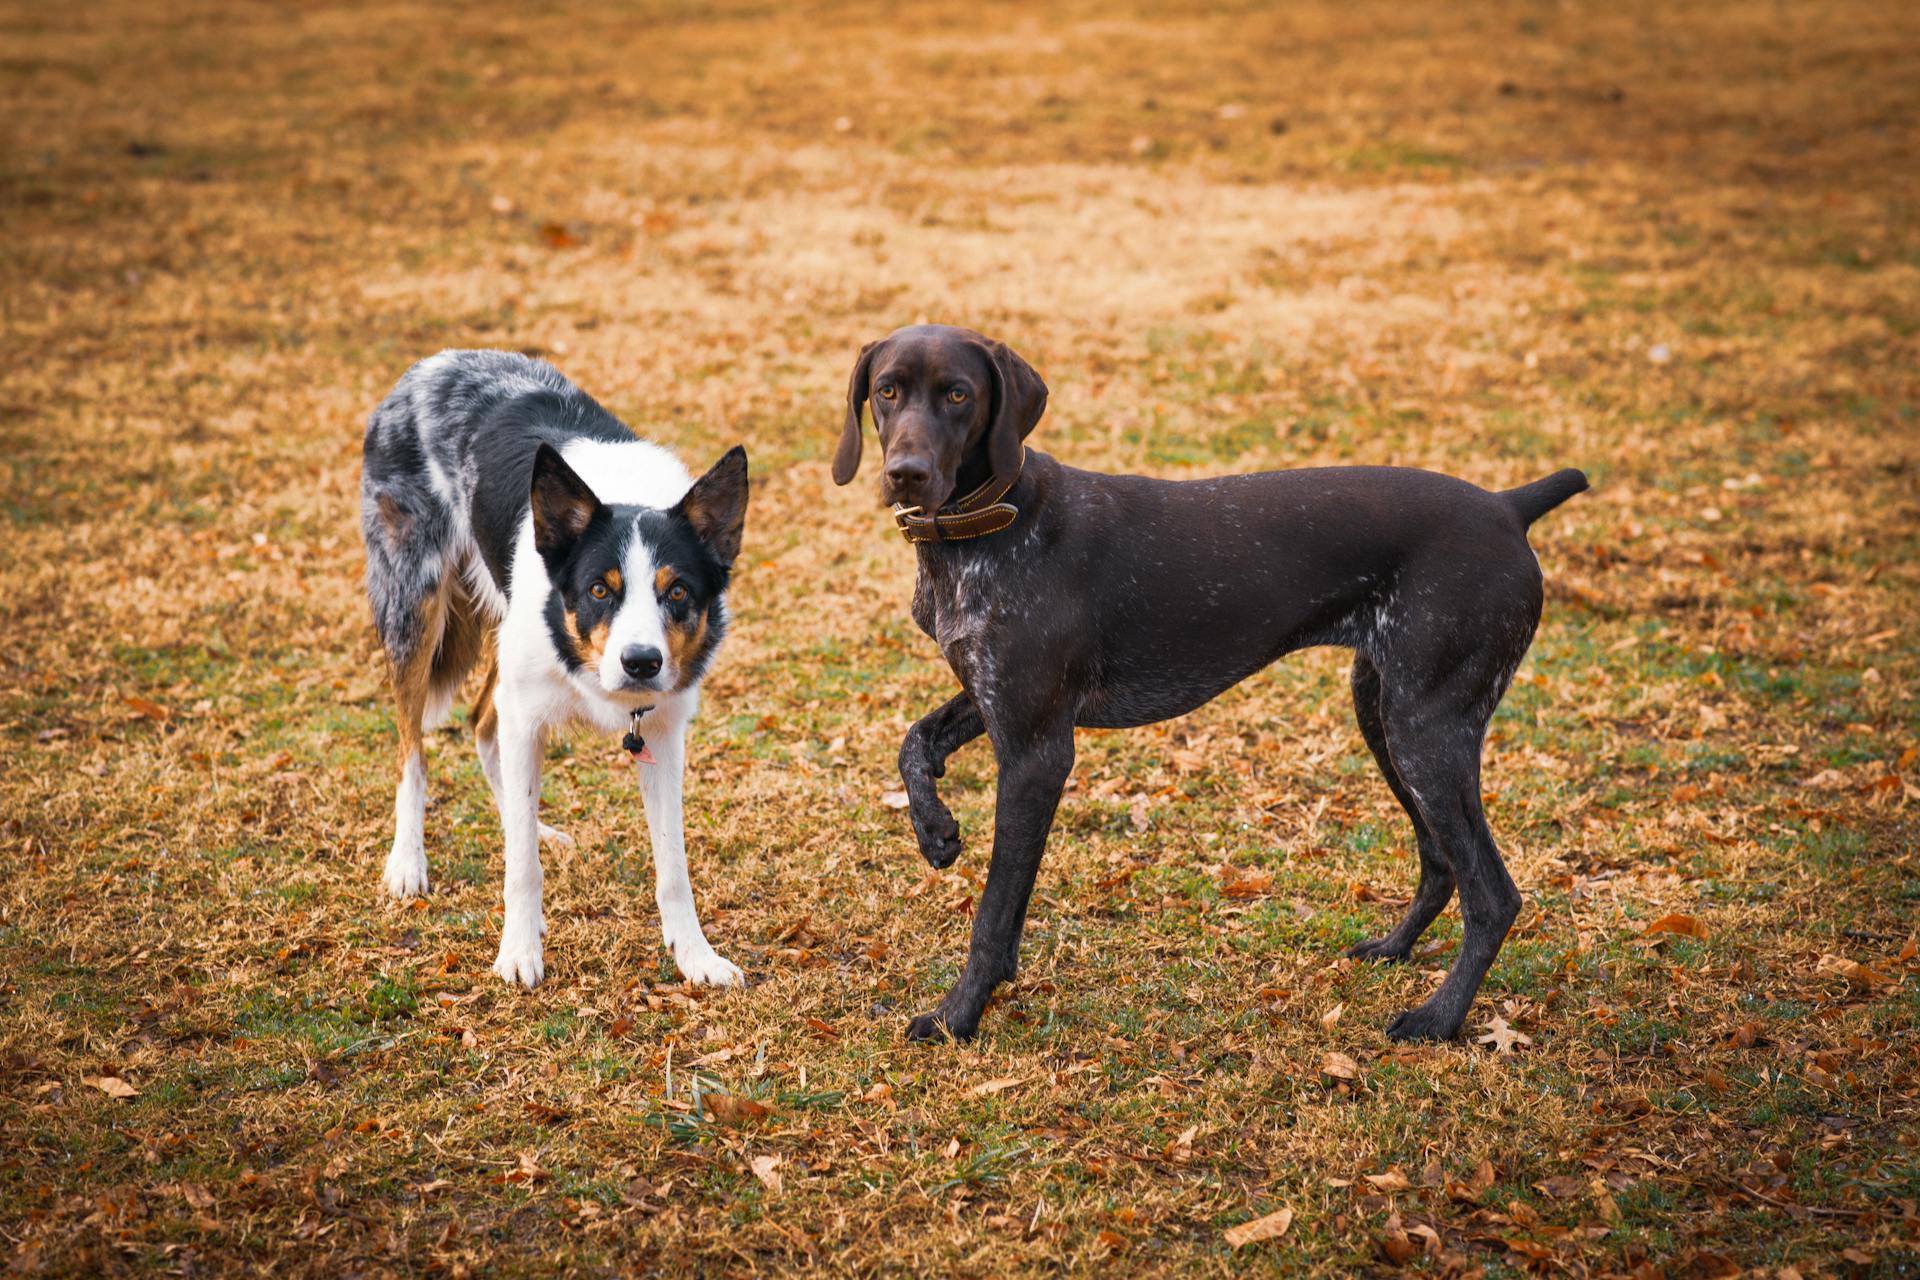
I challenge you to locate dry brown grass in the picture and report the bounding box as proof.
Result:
[3,1,1919,1275]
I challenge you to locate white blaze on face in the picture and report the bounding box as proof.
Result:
[600,526,674,694]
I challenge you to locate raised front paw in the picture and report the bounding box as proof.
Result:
[492,924,547,989]
[382,847,429,900]
[670,938,744,989]
[909,797,963,869]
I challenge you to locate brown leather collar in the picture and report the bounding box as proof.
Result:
[891,450,1026,544]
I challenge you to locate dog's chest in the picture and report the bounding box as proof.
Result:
[913,560,995,671]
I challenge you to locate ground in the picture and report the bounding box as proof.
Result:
[2,1,1918,1275]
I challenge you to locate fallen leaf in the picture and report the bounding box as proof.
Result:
[749,1153,783,1194]
[83,1075,138,1099]
[523,1101,571,1125]
[1378,1218,1417,1264]
[1220,865,1273,898]
[1364,1167,1413,1192]
[1406,1221,1443,1256]
[703,1094,772,1125]
[880,790,910,810]
[1165,1124,1198,1163]
[1476,1016,1533,1055]
[1320,1051,1360,1081]
[970,1076,1027,1097]
[1642,913,1708,941]
[1223,1206,1292,1248]
[124,695,170,721]
[1320,1002,1345,1028]
[1816,954,1892,989]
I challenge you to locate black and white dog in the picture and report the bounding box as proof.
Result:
[360,351,748,989]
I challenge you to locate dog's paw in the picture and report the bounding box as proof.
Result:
[492,926,546,989]
[910,801,963,869]
[382,848,429,900]
[1346,936,1412,964]
[537,823,574,850]
[1385,1003,1464,1043]
[669,938,744,989]
[904,1010,974,1044]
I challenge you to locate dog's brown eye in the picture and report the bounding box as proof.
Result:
[590,581,611,600]
[877,385,897,401]
[666,582,689,604]
[947,387,968,404]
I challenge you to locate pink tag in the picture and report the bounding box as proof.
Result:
[633,744,657,765]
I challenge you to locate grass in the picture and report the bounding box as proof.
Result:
[3,0,1919,1275]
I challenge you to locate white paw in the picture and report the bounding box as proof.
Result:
[382,848,429,899]
[538,824,574,850]
[492,924,546,989]
[670,938,744,989]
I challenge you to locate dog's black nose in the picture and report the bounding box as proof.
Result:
[884,456,932,498]
[620,644,663,681]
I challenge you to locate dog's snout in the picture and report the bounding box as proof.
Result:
[620,644,663,681]
[883,455,932,498]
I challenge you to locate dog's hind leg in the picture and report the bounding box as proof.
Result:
[1377,681,1524,1042]
[898,692,985,869]
[1346,653,1454,964]
[382,583,448,900]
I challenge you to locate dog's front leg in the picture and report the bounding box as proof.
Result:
[898,692,985,869]
[906,717,1074,1043]
[637,713,743,988]
[490,701,549,988]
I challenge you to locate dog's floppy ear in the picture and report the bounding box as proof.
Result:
[674,445,749,569]
[530,442,603,565]
[833,340,880,486]
[980,339,1048,491]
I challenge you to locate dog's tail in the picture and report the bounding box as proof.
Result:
[1501,468,1589,526]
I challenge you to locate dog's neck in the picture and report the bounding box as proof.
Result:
[908,453,1045,560]
[893,445,1031,545]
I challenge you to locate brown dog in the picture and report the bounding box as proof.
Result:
[835,324,1585,1044]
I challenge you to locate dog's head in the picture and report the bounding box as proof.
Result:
[832,324,1047,514]
[530,443,748,698]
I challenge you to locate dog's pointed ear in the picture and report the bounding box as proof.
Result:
[982,339,1048,490]
[833,340,880,486]
[675,445,749,569]
[530,442,603,564]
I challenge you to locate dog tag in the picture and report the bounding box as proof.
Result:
[622,728,657,764]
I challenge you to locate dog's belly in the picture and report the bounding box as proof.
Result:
[1073,652,1285,729]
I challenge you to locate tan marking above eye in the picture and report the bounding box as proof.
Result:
[603,568,622,593]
